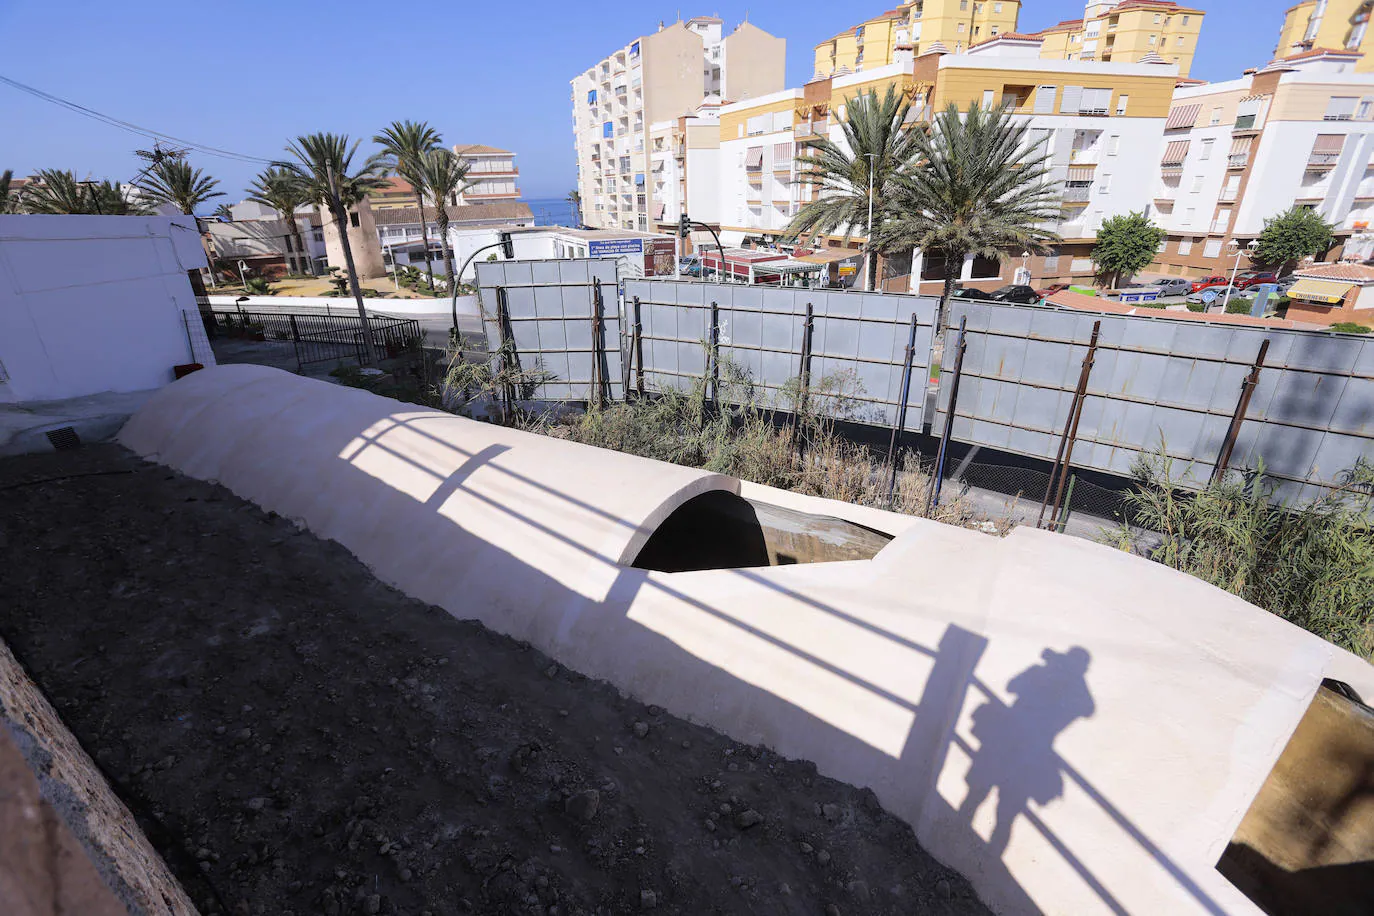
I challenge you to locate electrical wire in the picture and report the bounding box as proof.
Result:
[0,73,275,165]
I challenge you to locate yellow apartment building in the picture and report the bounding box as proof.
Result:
[1276,0,1374,69]
[1034,0,1205,77]
[813,0,1022,78]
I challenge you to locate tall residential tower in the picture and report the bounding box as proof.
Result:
[570,16,785,231]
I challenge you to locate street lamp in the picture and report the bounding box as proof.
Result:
[865,153,878,292]
[237,259,250,294]
[1221,239,1259,311]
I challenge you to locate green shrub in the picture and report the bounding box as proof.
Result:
[244,276,273,295]
[1135,301,1167,309]
[1330,322,1372,334]
[1224,298,1252,314]
[1186,301,1206,312]
[1109,455,1374,658]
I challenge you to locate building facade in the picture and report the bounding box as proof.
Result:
[1276,0,1374,69]
[373,201,535,274]
[1149,49,1374,277]
[1035,1,1205,76]
[570,16,784,232]
[813,0,1023,77]
[451,145,521,203]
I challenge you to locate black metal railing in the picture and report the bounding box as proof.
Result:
[210,308,422,370]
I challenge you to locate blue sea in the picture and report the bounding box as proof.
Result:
[522,197,578,228]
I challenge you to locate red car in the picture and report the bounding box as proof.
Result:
[1036,283,1071,297]
[1189,275,1231,293]
[1233,271,1278,289]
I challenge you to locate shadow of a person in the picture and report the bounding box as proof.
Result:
[959,647,1095,856]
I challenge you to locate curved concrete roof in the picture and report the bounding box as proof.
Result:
[120,367,1373,916]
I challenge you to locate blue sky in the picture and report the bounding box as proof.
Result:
[1,0,1285,205]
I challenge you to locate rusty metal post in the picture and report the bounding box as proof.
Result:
[885,311,921,507]
[633,295,645,397]
[1211,338,1270,484]
[797,303,815,419]
[288,314,303,373]
[590,278,606,409]
[495,287,517,419]
[1039,320,1101,529]
[927,315,968,515]
[708,300,720,406]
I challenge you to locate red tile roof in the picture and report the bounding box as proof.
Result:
[1295,263,1374,282]
[1274,46,1363,63]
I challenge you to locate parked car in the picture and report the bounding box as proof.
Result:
[1233,270,1278,289]
[1190,275,1231,293]
[1186,287,1228,306]
[988,284,1042,304]
[1152,277,1193,297]
[1275,274,1300,294]
[1036,283,1071,297]
[677,255,702,277]
[950,286,995,301]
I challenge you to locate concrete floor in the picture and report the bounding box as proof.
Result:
[0,389,156,456]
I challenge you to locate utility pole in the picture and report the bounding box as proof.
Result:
[865,152,878,292]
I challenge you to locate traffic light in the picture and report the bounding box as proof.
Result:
[498,231,514,259]
[678,213,691,239]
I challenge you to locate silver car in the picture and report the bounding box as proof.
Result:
[1152,277,1193,297]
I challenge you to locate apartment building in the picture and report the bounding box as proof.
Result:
[1034,0,1205,77]
[1149,48,1374,278]
[451,145,521,203]
[373,201,534,273]
[570,16,784,232]
[1276,0,1374,69]
[813,0,1022,77]
[714,37,1177,291]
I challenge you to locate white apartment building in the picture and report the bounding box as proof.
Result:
[705,38,1178,291]
[1152,48,1374,275]
[451,145,521,203]
[570,16,784,232]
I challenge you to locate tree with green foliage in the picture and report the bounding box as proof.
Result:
[247,166,312,275]
[786,86,918,292]
[0,169,16,214]
[1090,210,1164,289]
[212,202,234,220]
[276,133,388,361]
[877,102,1061,331]
[373,120,443,289]
[417,149,470,285]
[19,169,151,215]
[567,188,581,228]
[133,156,224,215]
[1252,206,1334,274]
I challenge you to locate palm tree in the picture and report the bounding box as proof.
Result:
[876,102,1062,332]
[417,149,470,283]
[567,188,582,228]
[276,132,388,361]
[247,166,312,275]
[373,120,443,289]
[19,169,151,215]
[786,86,919,291]
[213,202,234,220]
[0,170,16,214]
[134,157,225,215]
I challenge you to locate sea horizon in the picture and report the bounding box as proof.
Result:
[521,197,577,228]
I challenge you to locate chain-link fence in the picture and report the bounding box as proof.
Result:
[943,457,1137,531]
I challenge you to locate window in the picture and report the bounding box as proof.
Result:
[994,1,1003,10]
[1200,138,1214,160]
[1325,96,1357,120]
[1079,87,1111,114]
[1153,12,1161,23]
[1191,176,1204,193]
[1203,238,1223,258]
[1185,207,1196,225]
[982,89,995,109]
[960,0,967,8]
[1182,15,1190,25]
[1178,238,1193,255]
[958,22,966,33]
[1100,173,1112,192]
[1061,85,1084,113]
[975,3,983,11]
[1034,85,1057,114]
[349,212,360,228]
[991,25,1000,35]
[1177,36,1184,47]
[1361,98,1374,119]
[1149,35,1157,46]
[1105,134,1120,155]
[1116,94,1129,115]
[1210,107,1222,126]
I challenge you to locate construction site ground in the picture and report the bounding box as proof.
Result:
[0,443,990,916]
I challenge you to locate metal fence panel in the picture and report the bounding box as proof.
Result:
[624,279,939,429]
[475,258,622,403]
[209,308,421,370]
[935,300,1374,502]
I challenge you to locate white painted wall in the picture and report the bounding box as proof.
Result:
[0,215,213,403]
[1239,121,1374,235]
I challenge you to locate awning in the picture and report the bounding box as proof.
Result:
[745,147,763,169]
[1229,136,1252,155]
[1164,103,1200,130]
[1161,140,1190,165]
[1313,134,1345,152]
[652,202,664,219]
[1066,167,1096,182]
[1287,278,1354,304]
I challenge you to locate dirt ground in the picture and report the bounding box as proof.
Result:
[0,444,990,916]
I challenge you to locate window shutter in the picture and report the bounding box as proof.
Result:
[1106,134,1120,155]
[1034,86,1057,114]
[1325,96,1358,120]
[1061,86,1084,114]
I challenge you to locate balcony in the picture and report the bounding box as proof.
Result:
[1227,153,1249,169]
[1069,149,1100,165]
[1233,114,1260,133]
[1308,152,1342,170]
[794,120,829,138]
[1062,186,1093,203]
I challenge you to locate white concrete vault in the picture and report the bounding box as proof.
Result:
[120,366,1374,916]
